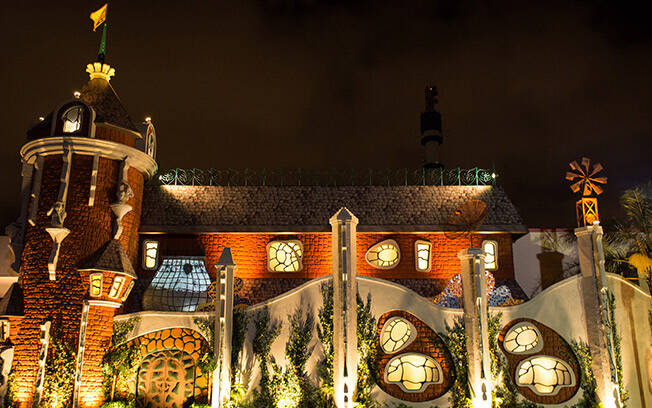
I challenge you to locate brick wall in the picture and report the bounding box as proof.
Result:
[13,144,145,407]
[94,126,136,147]
[498,318,581,404]
[376,310,454,402]
[134,232,514,305]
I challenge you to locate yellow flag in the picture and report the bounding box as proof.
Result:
[90,3,108,31]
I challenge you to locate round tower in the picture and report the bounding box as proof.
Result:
[9,60,157,408]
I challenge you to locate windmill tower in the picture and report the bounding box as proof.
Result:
[565,157,607,227]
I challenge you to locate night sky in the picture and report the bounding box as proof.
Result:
[1,1,650,230]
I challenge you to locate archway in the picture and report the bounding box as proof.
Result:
[136,349,195,408]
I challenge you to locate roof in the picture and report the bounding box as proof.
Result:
[0,283,24,316]
[79,240,137,278]
[141,184,527,233]
[80,78,138,132]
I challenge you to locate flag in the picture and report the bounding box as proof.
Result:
[90,4,108,31]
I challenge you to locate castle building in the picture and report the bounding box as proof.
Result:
[0,44,650,408]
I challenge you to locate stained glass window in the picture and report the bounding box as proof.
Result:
[108,276,126,299]
[142,257,212,312]
[89,272,103,297]
[380,317,417,353]
[414,240,431,272]
[503,323,542,354]
[143,240,160,270]
[516,356,575,395]
[366,239,400,269]
[62,106,83,133]
[385,353,443,392]
[267,240,303,272]
[483,240,498,270]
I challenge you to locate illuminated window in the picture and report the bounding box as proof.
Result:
[385,353,443,392]
[143,257,212,311]
[366,239,400,269]
[62,106,83,133]
[108,276,126,299]
[89,272,103,297]
[0,320,9,341]
[143,240,160,270]
[516,356,575,395]
[414,240,431,272]
[483,240,498,270]
[380,317,417,353]
[503,323,543,354]
[121,280,135,301]
[267,240,303,272]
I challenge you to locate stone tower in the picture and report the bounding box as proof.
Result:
[9,60,157,408]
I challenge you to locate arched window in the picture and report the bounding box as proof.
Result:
[380,317,417,353]
[482,240,498,270]
[89,272,103,297]
[62,106,84,133]
[385,353,443,392]
[414,240,431,272]
[516,356,576,395]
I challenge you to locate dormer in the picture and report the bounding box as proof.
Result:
[52,99,96,138]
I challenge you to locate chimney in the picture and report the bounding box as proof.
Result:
[421,86,443,169]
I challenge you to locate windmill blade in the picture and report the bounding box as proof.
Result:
[583,181,593,196]
[590,176,608,184]
[591,183,604,195]
[565,171,581,181]
[581,157,591,173]
[589,163,604,177]
[569,161,583,173]
[570,179,583,193]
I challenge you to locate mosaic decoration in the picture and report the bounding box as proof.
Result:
[516,356,576,395]
[376,311,454,402]
[503,323,543,354]
[499,318,580,404]
[200,276,250,311]
[142,257,211,312]
[380,317,417,353]
[131,327,210,399]
[432,270,523,308]
[366,239,401,269]
[267,240,303,272]
[137,349,195,408]
[385,353,443,392]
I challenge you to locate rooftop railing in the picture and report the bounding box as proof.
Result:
[157,167,497,187]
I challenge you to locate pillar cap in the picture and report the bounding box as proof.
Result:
[329,207,359,225]
[457,248,485,260]
[86,62,116,82]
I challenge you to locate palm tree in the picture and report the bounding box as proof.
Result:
[603,181,652,290]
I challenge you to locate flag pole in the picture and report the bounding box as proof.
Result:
[98,22,107,62]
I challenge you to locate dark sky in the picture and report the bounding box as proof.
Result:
[1,1,650,229]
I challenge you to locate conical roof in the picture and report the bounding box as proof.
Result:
[80,78,138,132]
[79,239,137,278]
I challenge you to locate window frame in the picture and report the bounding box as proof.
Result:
[121,280,135,302]
[365,239,401,270]
[414,240,432,272]
[266,240,304,273]
[61,106,84,134]
[89,272,104,298]
[502,322,544,354]
[108,276,126,299]
[142,240,160,270]
[380,316,418,353]
[482,240,498,271]
[0,320,9,342]
[515,355,576,396]
[384,352,444,393]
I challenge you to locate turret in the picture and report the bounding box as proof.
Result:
[421,86,444,169]
[8,57,157,408]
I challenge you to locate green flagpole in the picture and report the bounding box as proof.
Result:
[97,22,107,63]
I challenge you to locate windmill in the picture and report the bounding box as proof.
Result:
[444,199,488,246]
[565,157,607,227]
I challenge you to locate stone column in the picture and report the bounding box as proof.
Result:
[330,208,359,408]
[213,248,235,408]
[576,222,621,408]
[459,248,492,407]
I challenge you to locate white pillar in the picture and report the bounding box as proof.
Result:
[576,222,621,408]
[458,248,492,407]
[330,208,359,408]
[213,248,235,408]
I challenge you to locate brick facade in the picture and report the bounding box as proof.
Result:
[498,318,581,404]
[376,310,454,402]
[13,141,144,407]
